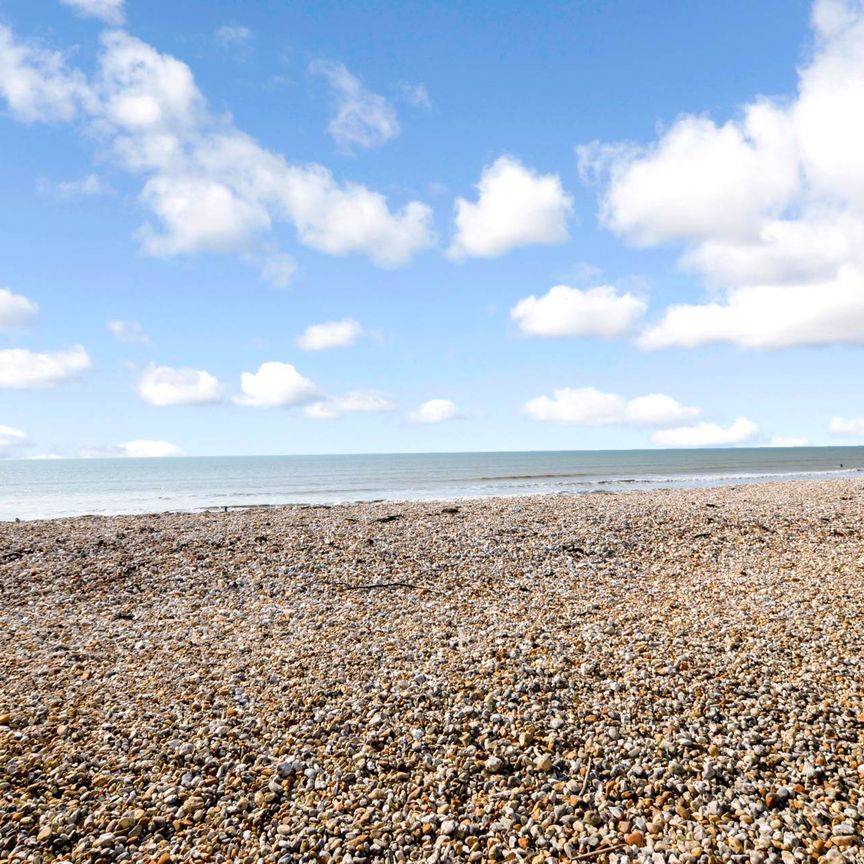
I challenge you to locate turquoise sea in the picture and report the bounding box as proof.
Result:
[1,447,863,521]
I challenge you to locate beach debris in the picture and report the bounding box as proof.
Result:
[373,513,402,523]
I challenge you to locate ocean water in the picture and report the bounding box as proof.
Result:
[1,447,863,521]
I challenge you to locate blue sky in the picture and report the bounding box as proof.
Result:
[2,0,864,457]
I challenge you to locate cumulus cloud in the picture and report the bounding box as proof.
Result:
[0,27,434,270]
[234,362,318,408]
[409,399,460,424]
[0,25,92,123]
[650,418,759,447]
[0,288,39,332]
[448,156,572,259]
[0,425,28,457]
[639,272,864,348]
[108,319,149,344]
[829,416,864,436]
[523,386,699,426]
[310,59,399,150]
[305,390,397,419]
[137,364,222,406]
[119,439,182,457]
[59,0,125,25]
[137,174,271,256]
[580,107,798,247]
[0,345,91,389]
[579,0,864,349]
[511,284,646,338]
[296,318,364,351]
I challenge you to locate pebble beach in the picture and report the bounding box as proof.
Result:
[1,480,863,864]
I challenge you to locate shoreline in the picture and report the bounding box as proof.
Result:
[2,479,863,861]
[4,469,864,525]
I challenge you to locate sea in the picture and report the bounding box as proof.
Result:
[1,447,863,521]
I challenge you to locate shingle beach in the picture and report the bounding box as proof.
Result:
[1,480,863,863]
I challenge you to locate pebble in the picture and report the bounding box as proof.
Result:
[0,480,862,862]
[484,756,505,774]
[535,754,553,772]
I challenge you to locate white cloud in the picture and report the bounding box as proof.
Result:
[81,439,183,458]
[625,394,700,426]
[409,398,460,424]
[0,24,93,123]
[97,29,205,133]
[523,386,699,426]
[0,288,39,332]
[137,364,222,406]
[511,284,646,338]
[119,439,182,457]
[137,174,271,256]
[310,59,399,150]
[650,418,759,448]
[829,416,864,436]
[0,345,91,389]
[215,25,252,48]
[675,212,864,289]
[296,318,364,351]
[108,319,149,344]
[0,27,434,270]
[579,0,864,349]
[38,173,111,200]
[234,361,318,408]
[580,106,799,247]
[639,271,864,348]
[0,425,28,456]
[278,163,434,266]
[812,0,861,37]
[305,390,396,419]
[448,156,572,259]
[59,0,125,25]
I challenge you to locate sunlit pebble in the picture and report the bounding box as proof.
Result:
[0,480,863,861]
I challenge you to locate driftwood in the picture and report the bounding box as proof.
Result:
[579,754,593,797]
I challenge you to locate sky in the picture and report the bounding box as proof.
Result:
[2,0,864,458]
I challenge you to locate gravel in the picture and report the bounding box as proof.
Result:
[1,480,863,863]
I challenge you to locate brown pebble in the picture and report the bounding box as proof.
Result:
[625,831,645,847]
